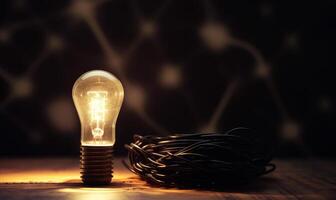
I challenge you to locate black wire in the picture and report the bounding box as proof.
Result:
[124,127,276,188]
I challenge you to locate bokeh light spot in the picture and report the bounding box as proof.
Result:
[47,34,65,51]
[141,20,156,37]
[125,84,146,111]
[68,0,96,19]
[318,97,333,113]
[281,120,301,141]
[159,64,182,89]
[0,28,11,43]
[47,97,77,133]
[12,78,33,98]
[255,64,271,78]
[199,22,232,51]
[284,33,300,50]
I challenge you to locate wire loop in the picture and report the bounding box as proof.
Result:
[124,128,275,188]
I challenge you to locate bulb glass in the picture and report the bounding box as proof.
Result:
[73,70,124,146]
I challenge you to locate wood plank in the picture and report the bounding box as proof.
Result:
[0,158,335,199]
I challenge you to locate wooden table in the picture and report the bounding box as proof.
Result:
[0,158,335,199]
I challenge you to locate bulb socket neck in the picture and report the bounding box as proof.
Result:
[80,145,113,185]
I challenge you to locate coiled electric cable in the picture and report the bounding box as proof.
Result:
[124,127,276,188]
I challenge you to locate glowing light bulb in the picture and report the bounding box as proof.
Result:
[72,70,124,185]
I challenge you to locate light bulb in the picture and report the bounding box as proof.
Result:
[72,70,124,185]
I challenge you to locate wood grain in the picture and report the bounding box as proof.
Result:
[0,158,335,200]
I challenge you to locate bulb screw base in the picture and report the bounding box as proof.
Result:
[80,145,113,185]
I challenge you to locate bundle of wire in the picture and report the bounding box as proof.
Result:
[124,128,276,188]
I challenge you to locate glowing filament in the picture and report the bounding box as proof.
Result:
[87,91,108,140]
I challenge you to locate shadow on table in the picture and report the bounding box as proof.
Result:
[149,177,281,193]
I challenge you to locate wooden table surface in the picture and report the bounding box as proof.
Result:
[0,158,335,200]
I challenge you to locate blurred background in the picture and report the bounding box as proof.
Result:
[0,0,335,157]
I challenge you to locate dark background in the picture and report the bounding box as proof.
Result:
[0,0,335,157]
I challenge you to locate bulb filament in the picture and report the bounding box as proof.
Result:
[87,91,108,142]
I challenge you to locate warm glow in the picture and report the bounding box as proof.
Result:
[0,170,78,183]
[0,158,133,183]
[72,70,124,146]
